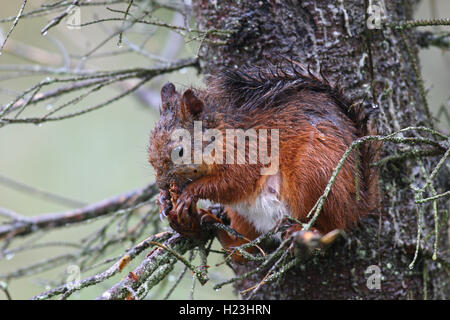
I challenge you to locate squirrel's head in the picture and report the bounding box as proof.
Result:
[148,82,209,191]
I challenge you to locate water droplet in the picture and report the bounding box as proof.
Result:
[5,253,14,260]
[46,104,53,110]
[42,31,48,36]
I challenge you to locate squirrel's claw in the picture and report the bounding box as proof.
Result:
[199,208,223,225]
[156,190,172,222]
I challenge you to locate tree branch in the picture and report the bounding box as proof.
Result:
[0,183,158,240]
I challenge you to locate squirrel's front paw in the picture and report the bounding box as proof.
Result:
[174,192,197,217]
[167,192,201,238]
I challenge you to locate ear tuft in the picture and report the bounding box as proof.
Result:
[181,89,204,117]
[161,82,176,103]
[160,82,176,113]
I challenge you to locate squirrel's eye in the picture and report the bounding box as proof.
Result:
[173,146,184,158]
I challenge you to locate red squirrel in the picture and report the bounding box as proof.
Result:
[148,62,378,260]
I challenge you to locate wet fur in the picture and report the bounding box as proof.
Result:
[148,61,379,250]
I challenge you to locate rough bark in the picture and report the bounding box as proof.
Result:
[192,0,448,299]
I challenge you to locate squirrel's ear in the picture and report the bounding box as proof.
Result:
[181,89,204,118]
[160,82,176,112]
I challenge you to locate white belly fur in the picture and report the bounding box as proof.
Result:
[228,173,289,233]
[197,174,289,234]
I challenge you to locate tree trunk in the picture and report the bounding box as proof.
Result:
[192,0,448,299]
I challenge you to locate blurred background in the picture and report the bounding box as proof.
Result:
[0,0,448,299]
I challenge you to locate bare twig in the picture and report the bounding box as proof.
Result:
[0,281,12,300]
[0,58,198,126]
[32,231,172,300]
[117,0,134,47]
[0,183,158,240]
[0,0,28,54]
[41,0,81,35]
[0,174,86,208]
